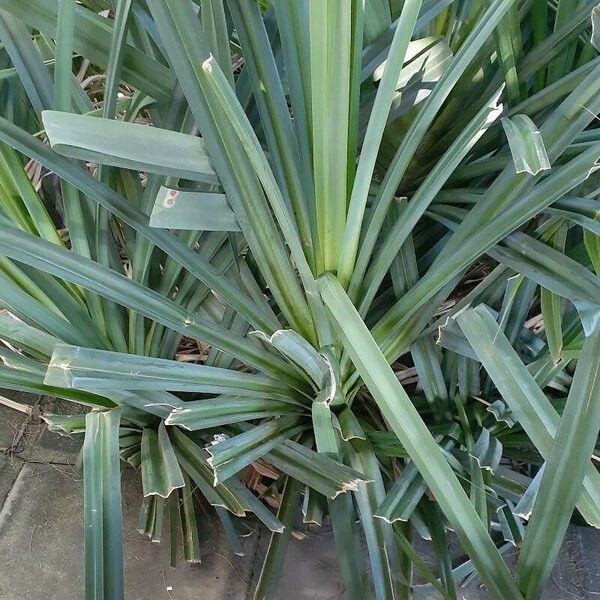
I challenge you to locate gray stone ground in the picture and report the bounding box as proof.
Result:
[0,390,598,599]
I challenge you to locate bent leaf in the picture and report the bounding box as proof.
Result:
[42,111,219,184]
[149,187,239,231]
[501,114,550,174]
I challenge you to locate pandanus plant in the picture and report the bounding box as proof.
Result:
[0,0,600,598]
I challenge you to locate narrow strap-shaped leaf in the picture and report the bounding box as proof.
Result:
[351,0,517,299]
[4,257,104,346]
[457,306,600,527]
[108,389,183,419]
[427,205,600,315]
[177,473,201,563]
[338,0,423,286]
[347,438,399,600]
[540,225,568,363]
[224,478,284,533]
[492,1,522,106]
[318,273,522,600]
[376,438,456,523]
[334,406,366,441]
[0,224,302,386]
[41,4,114,338]
[374,143,600,359]
[351,88,502,310]
[311,400,369,599]
[301,486,325,526]
[309,0,352,273]
[516,324,600,597]
[169,427,247,516]
[146,0,317,343]
[102,0,132,119]
[0,312,59,358]
[196,54,334,346]
[207,416,305,484]
[53,0,75,111]
[137,495,164,543]
[593,4,600,51]
[442,61,600,261]
[227,0,313,264]
[91,0,128,348]
[0,361,115,408]
[0,143,63,245]
[494,232,600,310]
[362,37,453,129]
[265,438,366,500]
[514,467,545,521]
[0,9,54,114]
[83,409,124,600]
[376,460,427,523]
[200,0,233,85]
[44,343,297,398]
[272,0,313,201]
[328,493,370,600]
[549,196,600,237]
[389,226,449,408]
[43,413,86,435]
[421,500,457,599]
[165,396,302,431]
[0,269,101,347]
[253,476,301,600]
[252,329,329,389]
[545,0,586,84]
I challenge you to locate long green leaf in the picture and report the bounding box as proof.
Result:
[318,273,521,600]
[517,323,600,597]
[165,396,302,431]
[457,306,600,527]
[501,114,550,175]
[0,224,302,386]
[338,0,422,286]
[83,409,124,600]
[309,0,352,273]
[45,343,298,398]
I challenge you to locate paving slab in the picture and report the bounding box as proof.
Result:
[253,521,600,599]
[19,426,83,465]
[0,390,40,452]
[0,455,23,509]
[580,525,600,595]
[1,395,82,465]
[412,527,595,599]
[0,463,253,600]
[250,528,344,600]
